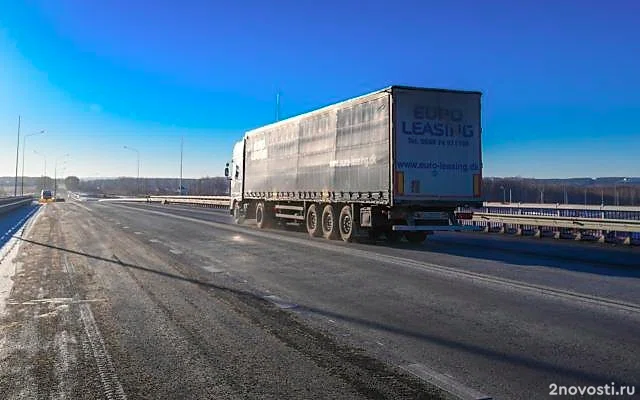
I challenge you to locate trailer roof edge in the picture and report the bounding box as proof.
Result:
[244,85,482,137]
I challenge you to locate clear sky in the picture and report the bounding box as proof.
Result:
[1,0,639,179]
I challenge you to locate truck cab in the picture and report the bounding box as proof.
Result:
[39,190,53,203]
[225,140,245,221]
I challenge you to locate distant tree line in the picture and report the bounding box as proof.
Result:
[483,178,639,206]
[2,175,639,206]
[75,176,230,196]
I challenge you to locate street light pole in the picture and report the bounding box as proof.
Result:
[179,136,183,195]
[614,178,629,206]
[584,188,587,206]
[33,150,47,191]
[124,146,140,195]
[13,116,21,196]
[54,154,69,198]
[21,130,45,195]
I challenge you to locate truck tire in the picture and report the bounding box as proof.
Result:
[233,201,244,225]
[404,231,427,244]
[256,202,271,229]
[338,205,354,242]
[321,204,339,240]
[306,204,322,237]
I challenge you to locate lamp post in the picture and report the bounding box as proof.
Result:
[13,116,21,196]
[21,130,45,195]
[614,178,629,206]
[54,154,70,198]
[179,136,183,195]
[33,150,47,191]
[500,185,506,203]
[123,146,140,195]
[584,188,587,206]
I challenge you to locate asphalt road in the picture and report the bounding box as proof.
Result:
[1,201,638,399]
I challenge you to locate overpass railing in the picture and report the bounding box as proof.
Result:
[83,195,640,245]
[459,202,640,245]
[0,196,35,216]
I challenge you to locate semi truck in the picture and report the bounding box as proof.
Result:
[225,85,483,243]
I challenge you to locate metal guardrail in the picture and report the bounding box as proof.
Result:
[0,196,35,215]
[95,195,230,208]
[482,201,640,212]
[470,213,640,233]
[461,202,640,245]
[148,195,230,208]
[87,195,640,243]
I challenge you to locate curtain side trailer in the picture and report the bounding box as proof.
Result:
[225,85,483,242]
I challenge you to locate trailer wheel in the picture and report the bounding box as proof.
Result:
[338,205,354,242]
[404,231,427,244]
[306,204,322,237]
[232,202,244,225]
[321,205,339,240]
[256,202,271,229]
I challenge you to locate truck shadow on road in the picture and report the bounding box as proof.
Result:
[379,234,640,278]
[14,235,635,388]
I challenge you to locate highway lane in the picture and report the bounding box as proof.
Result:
[113,201,640,305]
[2,201,638,399]
[1,202,442,399]
[86,201,638,399]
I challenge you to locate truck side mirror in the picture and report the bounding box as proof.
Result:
[224,163,230,178]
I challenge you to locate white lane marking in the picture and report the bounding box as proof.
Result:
[105,203,640,315]
[169,249,182,255]
[401,363,492,400]
[202,266,225,273]
[72,202,93,212]
[134,232,143,235]
[262,295,298,310]
[64,256,127,400]
[122,226,129,229]
[35,306,67,319]
[8,298,106,306]
[148,239,161,243]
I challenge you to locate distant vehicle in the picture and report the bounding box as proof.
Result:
[225,85,483,243]
[39,190,54,203]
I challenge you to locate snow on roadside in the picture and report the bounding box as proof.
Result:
[0,207,42,317]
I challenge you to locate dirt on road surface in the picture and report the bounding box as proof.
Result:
[0,203,442,399]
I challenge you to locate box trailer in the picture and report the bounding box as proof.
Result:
[225,85,483,242]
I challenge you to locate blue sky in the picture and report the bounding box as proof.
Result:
[1,0,639,179]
